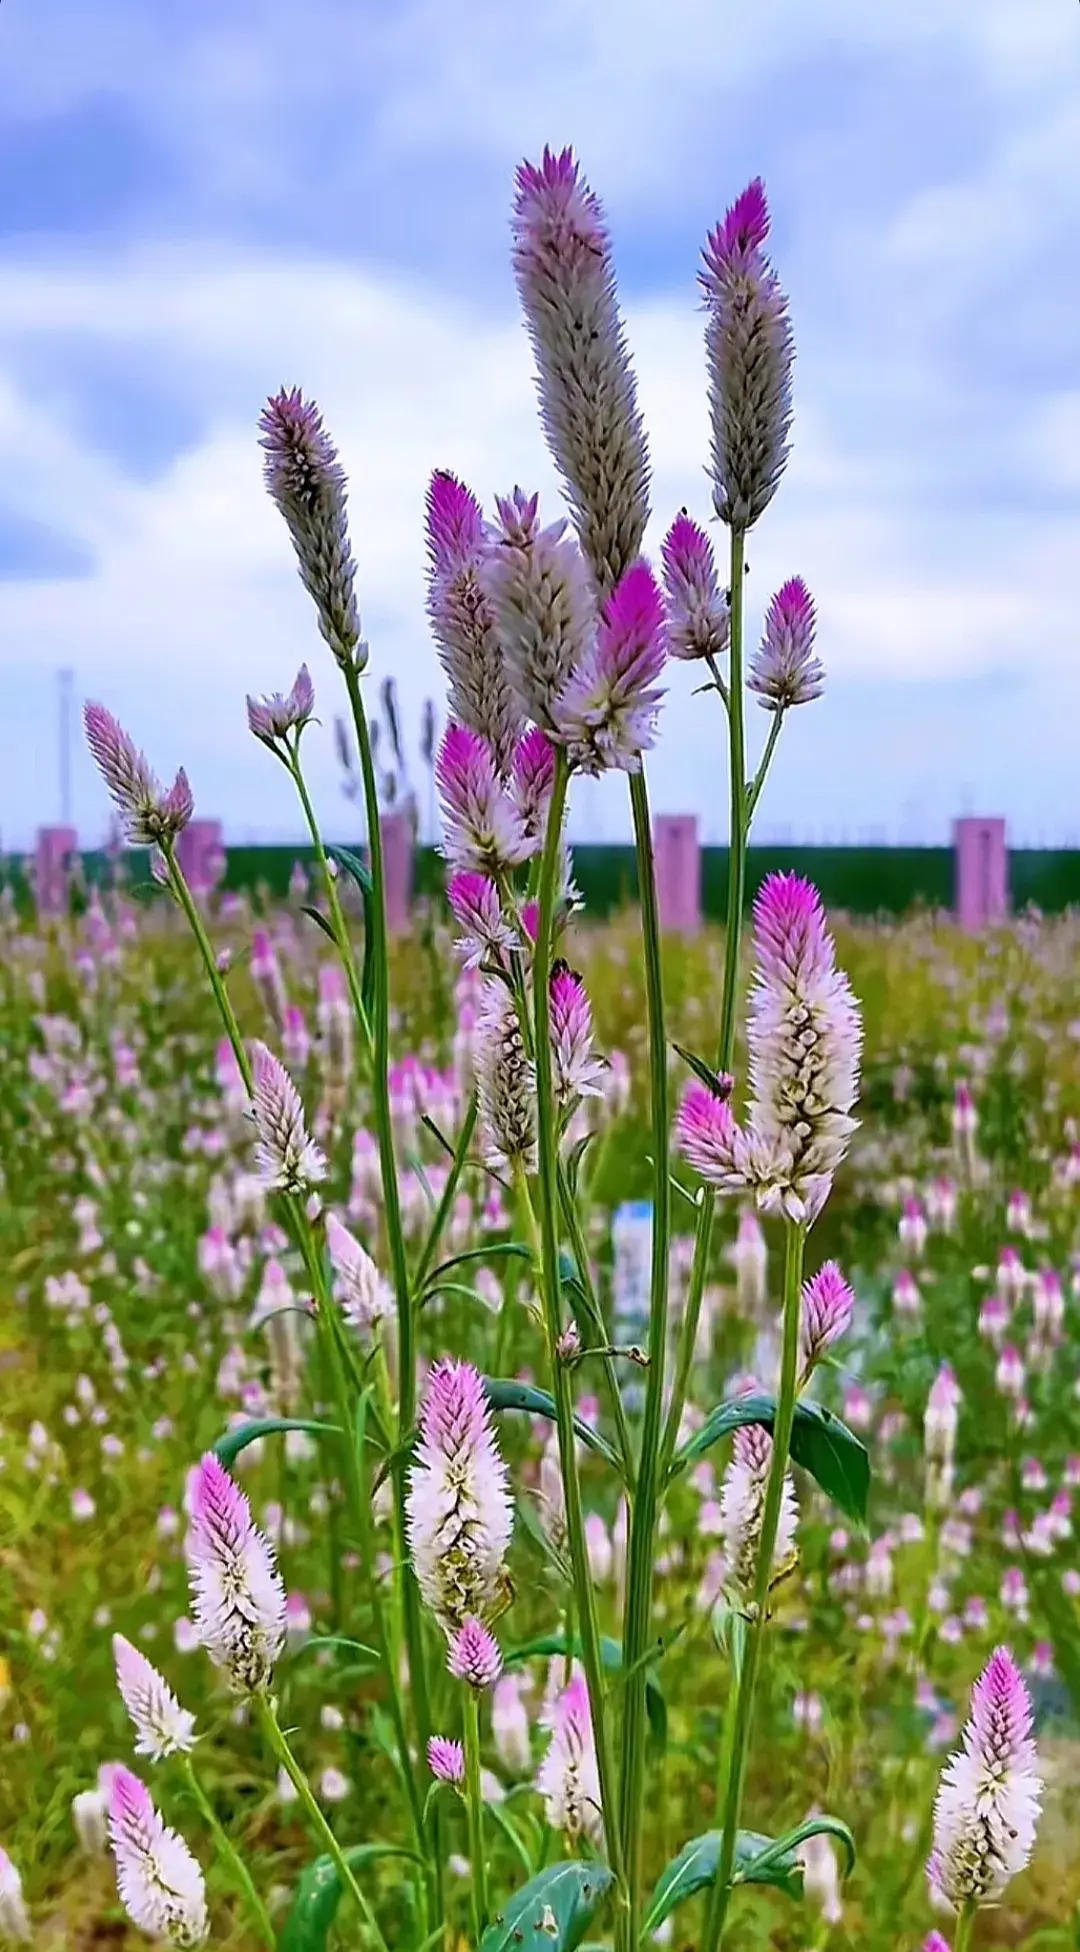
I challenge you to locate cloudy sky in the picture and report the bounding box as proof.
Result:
[3,0,1079,851]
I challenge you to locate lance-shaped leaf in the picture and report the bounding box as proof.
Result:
[482,1377,623,1474]
[645,1827,805,1932]
[479,1862,614,1952]
[668,1391,869,1525]
[212,1417,342,1469]
[279,1844,422,1952]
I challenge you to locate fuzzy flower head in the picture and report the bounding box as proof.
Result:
[925,1365,962,1465]
[447,873,517,970]
[246,665,315,746]
[325,1212,392,1336]
[536,1673,604,1845]
[479,493,598,733]
[719,1421,798,1593]
[699,179,794,532]
[250,1041,327,1194]
[437,723,533,876]
[801,1262,855,1371]
[475,983,537,1174]
[660,511,731,663]
[84,705,194,848]
[448,1617,504,1691]
[552,559,666,774]
[113,1635,196,1762]
[511,147,650,597]
[406,1358,513,1635]
[258,388,362,669]
[0,1851,31,1944]
[185,1453,287,1692]
[428,1736,466,1787]
[511,726,557,843]
[927,1647,1042,1909]
[550,962,606,1105]
[676,1079,742,1191]
[749,578,824,712]
[425,471,523,773]
[108,1768,208,1947]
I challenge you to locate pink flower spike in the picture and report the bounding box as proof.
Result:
[924,1936,952,1952]
[552,559,667,775]
[425,471,487,577]
[660,511,731,663]
[927,1647,1042,1907]
[511,726,557,841]
[701,178,771,279]
[479,493,597,735]
[676,1081,743,1189]
[325,1211,391,1336]
[427,1735,466,1786]
[447,873,517,970]
[185,1453,287,1692]
[801,1262,854,1369]
[84,704,193,847]
[0,1850,31,1943]
[406,1358,513,1634]
[250,1041,327,1193]
[436,723,532,876]
[550,963,606,1103]
[425,471,523,772]
[258,387,361,670]
[246,665,316,744]
[448,1618,504,1691]
[749,578,824,712]
[699,178,793,532]
[113,1634,196,1760]
[108,1767,208,1946]
[535,1672,604,1846]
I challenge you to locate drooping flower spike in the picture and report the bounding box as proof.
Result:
[108,1767,208,1947]
[113,1635,197,1762]
[185,1453,287,1692]
[258,387,363,669]
[405,1358,513,1635]
[927,1646,1042,1909]
[246,664,316,745]
[84,704,194,848]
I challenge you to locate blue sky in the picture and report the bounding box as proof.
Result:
[2,0,1079,850]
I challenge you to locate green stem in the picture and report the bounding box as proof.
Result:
[556,1164,635,1486]
[530,750,626,1898]
[182,1757,277,1949]
[702,1220,805,1952]
[288,751,373,1053]
[955,1900,978,1952]
[253,1693,391,1952]
[463,1690,489,1941]
[658,524,747,1482]
[413,1092,479,1294]
[744,708,784,826]
[616,766,671,1950]
[165,850,253,1093]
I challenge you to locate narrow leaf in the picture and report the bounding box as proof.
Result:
[212,1418,341,1468]
[669,1391,869,1525]
[299,905,337,943]
[479,1861,614,1952]
[644,1827,804,1932]
[672,1042,733,1099]
[482,1377,622,1474]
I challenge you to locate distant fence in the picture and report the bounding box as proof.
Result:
[10,842,1080,920]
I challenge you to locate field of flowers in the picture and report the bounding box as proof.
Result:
[3,142,1080,1952]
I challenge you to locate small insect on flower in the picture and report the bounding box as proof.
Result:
[113,1634,197,1761]
[108,1768,208,1947]
[185,1453,287,1693]
[927,1646,1042,1910]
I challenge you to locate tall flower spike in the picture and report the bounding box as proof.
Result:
[552,559,667,774]
[748,578,824,711]
[108,1767,208,1947]
[447,872,517,970]
[425,471,523,773]
[405,1357,513,1635]
[113,1635,197,1761]
[699,179,794,532]
[800,1262,855,1371]
[475,983,538,1173]
[246,664,316,745]
[927,1647,1042,1909]
[258,388,363,669]
[325,1211,392,1335]
[660,511,731,663]
[479,491,598,733]
[550,963,606,1104]
[718,1422,798,1593]
[536,1673,604,1845]
[436,723,533,877]
[512,147,650,597]
[676,1080,742,1191]
[185,1453,287,1692]
[84,705,193,847]
[511,726,557,843]
[250,1041,327,1193]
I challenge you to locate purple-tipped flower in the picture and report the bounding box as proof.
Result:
[447,873,517,970]
[749,578,824,711]
[801,1262,854,1371]
[927,1647,1042,1908]
[660,511,731,663]
[258,388,362,669]
[511,726,557,843]
[700,179,794,532]
[924,1937,952,1952]
[246,664,316,745]
[479,491,598,733]
[436,723,533,876]
[549,963,606,1104]
[925,1363,962,1511]
[551,559,666,774]
[250,1041,327,1193]
[84,705,193,848]
[535,1673,603,1845]
[325,1211,391,1336]
[427,1736,466,1787]
[113,1635,196,1761]
[475,983,537,1173]
[676,1081,742,1191]
[448,1617,504,1690]
[405,1358,513,1635]
[719,1422,798,1593]
[425,471,523,773]
[511,147,650,596]
[108,1767,208,1947]
[185,1453,287,1692]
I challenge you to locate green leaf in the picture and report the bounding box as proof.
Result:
[299,904,337,944]
[279,1844,421,1952]
[424,1242,533,1290]
[479,1862,614,1952]
[672,1042,733,1100]
[212,1418,341,1468]
[504,1634,666,1754]
[328,846,376,1015]
[482,1377,622,1475]
[644,1827,805,1932]
[741,1815,856,1883]
[564,1131,595,1199]
[668,1391,869,1525]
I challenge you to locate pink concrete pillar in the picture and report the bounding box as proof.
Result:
[654,814,701,935]
[176,820,225,896]
[954,817,1008,931]
[380,811,414,935]
[34,826,79,917]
